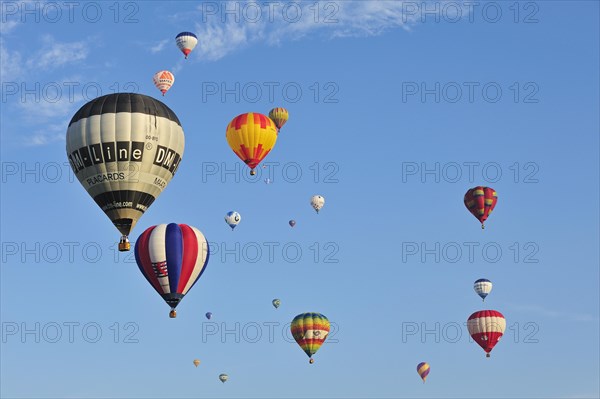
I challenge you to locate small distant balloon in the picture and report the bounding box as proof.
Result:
[264,178,272,184]
[474,279,493,301]
[464,186,498,229]
[268,107,289,130]
[289,220,296,227]
[205,312,212,320]
[225,211,241,230]
[272,299,281,309]
[219,374,229,383]
[311,195,325,213]
[153,70,175,96]
[193,359,200,367]
[417,362,430,383]
[175,32,198,59]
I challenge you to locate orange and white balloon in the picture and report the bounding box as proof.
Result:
[153,71,175,96]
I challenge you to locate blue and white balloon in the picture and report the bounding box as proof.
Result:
[225,211,241,230]
[474,279,493,301]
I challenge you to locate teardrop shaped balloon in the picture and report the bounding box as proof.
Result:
[311,195,325,213]
[272,299,281,309]
[289,220,296,227]
[193,359,200,367]
[225,211,241,230]
[268,107,289,130]
[464,186,498,229]
[219,374,228,383]
[66,93,184,251]
[226,112,278,176]
[474,279,493,301]
[291,312,330,364]
[175,32,198,59]
[467,310,506,357]
[417,362,430,383]
[134,223,209,318]
[153,70,175,96]
[205,312,212,320]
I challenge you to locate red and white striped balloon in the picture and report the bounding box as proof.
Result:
[467,310,506,357]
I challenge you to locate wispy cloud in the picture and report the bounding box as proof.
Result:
[0,38,23,80]
[24,123,66,146]
[189,0,461,61]
[26,35,89,71]
[150,39,170,53]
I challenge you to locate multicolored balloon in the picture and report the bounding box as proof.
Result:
[193,359,200,367]
[291,313,330,364]
[66,93,184,252]
[268,107,289,130]
[175,32,198,59]
[134,223,209,318]
[219,374,228,383]
[417,362,430,383]
[467,310,506,357]
[272,299,281,309]
[153,70,175,96]
[464,186,498,229]
[225,113,278,176]
[205,312,212,320]
[311,195,325,213]
[289,220,296,228]
[225,211,241,230]
[474,279,493,301]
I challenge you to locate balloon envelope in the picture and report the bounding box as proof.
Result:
[134,223,209,315]
[153,70,175,96]
[193,359,200,367]
[474,279,493,301]
[464,186,498,228]
[225,211,241,230]
[467,310,506,357]
[289,220,296,227]
[66,93,184,244]
[272,299,281,308]
[311,195,325,213]
[205,312,212,320]
[219,374,228,383]
[268,107,289,130]
[175,32,198,58]
[291,312,330,363]
[417,362,430,382]
[226,113,278,175]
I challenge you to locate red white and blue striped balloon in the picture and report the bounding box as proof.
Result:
[134,223,209,316]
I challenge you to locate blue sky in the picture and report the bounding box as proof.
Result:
[1,1,599,398]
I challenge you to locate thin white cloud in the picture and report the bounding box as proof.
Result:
[189,0,465,61]
[150,39,169,53]
[27,35,89,71]
[0,38,23,81]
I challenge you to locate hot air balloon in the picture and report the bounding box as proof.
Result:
[175,32,198,59]
[289,220,296,228]
[153,70,175,96]
[219,374,228,383]
[225,211,241,230]
[311,195,325,213]
[66,93,184,251]
[272,299,281,309]
[134,223,209,318]
[464,186,497,229]
[205,312,212,320]
[467,310,506,357]
[226,113,278,176]
[291,313,330,364]
[474,279,493,301]
[264,178,272,184]
[193,359,200,367]
[417,362,430,383]
[268,107,289,131]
